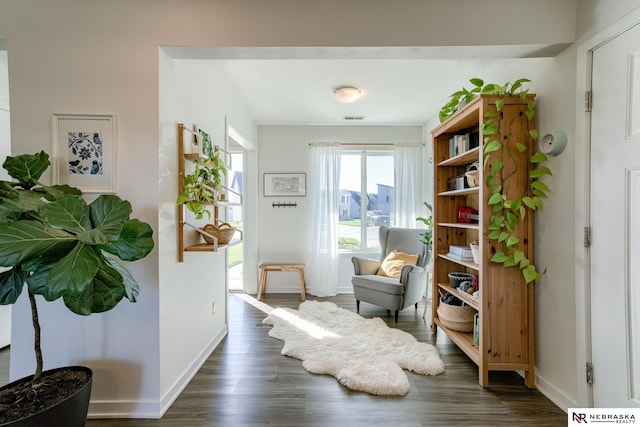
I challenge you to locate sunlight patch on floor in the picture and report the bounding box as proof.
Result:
[269,307,341,340]
[235,293,275,314]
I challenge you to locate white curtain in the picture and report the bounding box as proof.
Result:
[308,143,341,297]
[393,143,423,228]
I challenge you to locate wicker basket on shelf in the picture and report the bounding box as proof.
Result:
[465,169,479,187]
[437,301,476,332]
[201,222,236,245]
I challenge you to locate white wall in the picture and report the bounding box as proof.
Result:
[0,0,629,419]
[529,49,579,410]
[157,55,257,414]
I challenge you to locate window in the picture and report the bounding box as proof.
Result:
[338,149,394,250]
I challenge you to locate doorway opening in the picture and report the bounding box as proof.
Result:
[226,144,244,292]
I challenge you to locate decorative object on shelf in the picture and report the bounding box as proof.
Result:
[457,206,479,223]
[447,173,468,191]
[201,222,236,245]
[51,113,117,193]
[198,128,214,158]
[540,130,568,155]
[469,241,480,264]
[448,272,474,288]
[0,151,154,426]
[264,173,306,197]
[263,300,445,396]
[177,149,227,220]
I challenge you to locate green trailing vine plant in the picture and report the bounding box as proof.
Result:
[176,150,227,220]
[441,78,551,284]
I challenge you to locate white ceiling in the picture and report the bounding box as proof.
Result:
[167,45,569,126]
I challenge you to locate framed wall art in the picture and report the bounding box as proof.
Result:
[264,173,306,197]
[51,114,117,193]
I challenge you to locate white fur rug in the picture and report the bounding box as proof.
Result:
[262,300,445,396]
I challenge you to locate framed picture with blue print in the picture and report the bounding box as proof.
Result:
[51,113,117,193]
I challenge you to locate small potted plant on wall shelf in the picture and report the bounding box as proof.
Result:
[177,149,227,220]
[0,151,154,426]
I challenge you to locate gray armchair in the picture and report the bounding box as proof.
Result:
[351,226,429,322]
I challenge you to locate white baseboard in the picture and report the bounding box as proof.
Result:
[87,326,228,419]
[534,371,576,413]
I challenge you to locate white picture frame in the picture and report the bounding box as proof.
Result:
[51,114,117,193]
[263,173,306,197]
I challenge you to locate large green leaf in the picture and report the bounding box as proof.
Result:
[2,151,49,187]
[39,195,91,234]
[89,195,132,240]
[25,260,59,301]
[0,268,27,304]
[0,199,22,225]
[104,255,140,302]
[100,219,154,262]
[17,190,49,214]
[63,260,125,315]
[46,242,100,297]
[0,220,77,266]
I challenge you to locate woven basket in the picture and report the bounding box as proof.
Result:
[437,302,476,332]
[201,222,236,245]
[465,169,479,187]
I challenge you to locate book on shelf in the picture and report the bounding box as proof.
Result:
[446,252,474,261]
[473,313,479,345]
[448,132,479,157]
[449,245,473,258]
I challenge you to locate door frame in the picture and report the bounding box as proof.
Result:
[575,9,640,408]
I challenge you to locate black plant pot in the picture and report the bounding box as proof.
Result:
[0,366,92,427]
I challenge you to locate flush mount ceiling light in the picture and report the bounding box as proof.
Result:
[333,86,363,103]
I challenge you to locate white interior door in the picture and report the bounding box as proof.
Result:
[590,22,640,408]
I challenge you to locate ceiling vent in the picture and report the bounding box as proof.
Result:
[343,116,365,121]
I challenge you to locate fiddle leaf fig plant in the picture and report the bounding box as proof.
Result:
[441,78,551,284]
[0,151,154,381]
[177,150,227,220]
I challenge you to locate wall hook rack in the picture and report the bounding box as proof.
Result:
[272,202,297,208]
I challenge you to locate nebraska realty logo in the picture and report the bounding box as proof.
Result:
[569,408,639,424]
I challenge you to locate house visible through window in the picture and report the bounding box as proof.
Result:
[338,149,393,250]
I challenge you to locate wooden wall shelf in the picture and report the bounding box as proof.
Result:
[177,123,243,262]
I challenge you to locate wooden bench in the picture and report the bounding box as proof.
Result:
[257,263,306,301]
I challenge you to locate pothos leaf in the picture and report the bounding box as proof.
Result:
[530,152,548,163]
[491,252,507,263]
[484,140,502,154]
[523,264,538,283]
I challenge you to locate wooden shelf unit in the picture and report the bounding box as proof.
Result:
[177,123,242,262]
[430,95,536,388]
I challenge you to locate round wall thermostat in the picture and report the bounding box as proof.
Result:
[540,130,567,156]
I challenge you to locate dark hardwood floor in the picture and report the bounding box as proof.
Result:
[2,294,567,426]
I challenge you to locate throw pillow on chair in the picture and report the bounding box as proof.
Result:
[376,250,419,278]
